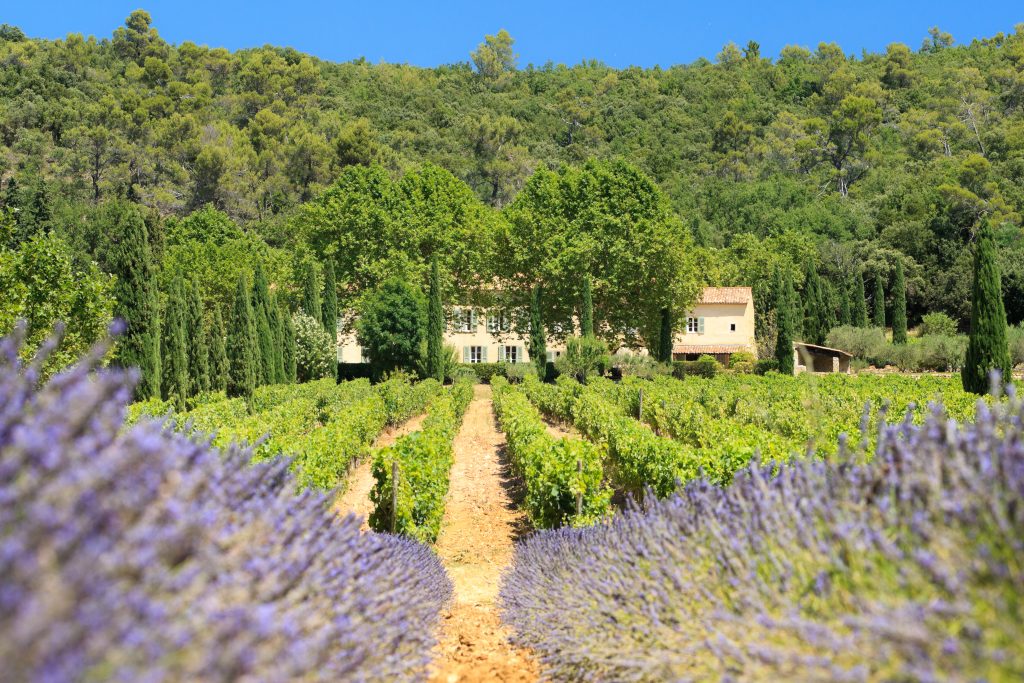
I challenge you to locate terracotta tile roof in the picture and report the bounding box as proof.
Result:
[699,287,752,304]
[672,344,749,354]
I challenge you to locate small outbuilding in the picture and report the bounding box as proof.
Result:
[793,342,853,375]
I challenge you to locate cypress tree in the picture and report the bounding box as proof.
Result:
[873,273,886,329]
[529,284,547,378]
[852,271,869,328]
[301,261,322,322]
[251,264,275,386]
[226,274,257,400]
[962,222,1012,394]
[185,276,210,395]
[160,277,189,408]
[838,278,852,326]
[580,274,594,337]
[775,271,795,374]
[426,255,444,381]
[268,292,286,383]
[321,258,338,335]
[208,306,228,393]
[821,279,838,335]
[658,307,673,363]
[802,262,826,345]
[892,261,908,345]
[106,201,161,399]
[283,308,298,383]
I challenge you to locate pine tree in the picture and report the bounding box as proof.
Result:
[838,278,852,326]
[283,308,298,382]
[106,201,161,399]
[160,277,189,408]
[892,261,908,345]
[775,271,795,374]
[962,222,1012,394]
[226,274,257,400]
[529,284,547,378]
[251,264,275,386]
[580,274,594,337]
[268,292,286,383]
[185,276,210,395]
[208,306,228,393]
[873,273,886,329]
[658,307,673,363]
[321,258,338,335]
[426,255,444,381]
[852,271,869,328]
[301,261,322,322]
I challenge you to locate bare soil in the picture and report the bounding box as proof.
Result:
[429,384,539,683]
[333,412,427,529]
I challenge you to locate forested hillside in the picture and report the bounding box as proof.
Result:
[1,12,1022,354]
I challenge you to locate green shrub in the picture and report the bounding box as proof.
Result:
[671,355,721,379]
[293,311,335,383]
[729,351,756,373]
[826,325,891,366]
[555,335,610,382]
[611,353,670,380]
[460,362,507,383]
[1010,324,1024,368]
[504,362,538,384]
[754,358,780,375]
[919,312,959,338]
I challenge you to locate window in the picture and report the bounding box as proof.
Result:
[452,308,475,333]
[730,323,736,332]
[487,310,512,334]
[546,350,562,362]
[687,317,699,333]
[500,345,520,363]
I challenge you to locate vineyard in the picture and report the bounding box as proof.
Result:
[7,331,1022,681]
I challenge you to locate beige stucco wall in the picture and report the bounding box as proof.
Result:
[337,310,568,364]
[338,298,756,363]
[672,300,756,354]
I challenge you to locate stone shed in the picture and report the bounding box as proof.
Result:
[793,342,853,375]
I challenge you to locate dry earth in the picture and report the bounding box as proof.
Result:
[428,384,539,683]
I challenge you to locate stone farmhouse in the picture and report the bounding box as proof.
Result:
[337,286,757,365]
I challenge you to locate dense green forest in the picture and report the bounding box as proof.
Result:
[1,12,1023,378]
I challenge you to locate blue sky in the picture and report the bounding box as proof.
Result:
[4,1,1022,68]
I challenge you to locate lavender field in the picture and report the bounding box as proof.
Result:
[501,386,1024,680]
[0,330,451,681]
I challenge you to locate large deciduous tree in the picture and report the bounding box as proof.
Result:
[499,159,700,352]
[962,222,1011,393]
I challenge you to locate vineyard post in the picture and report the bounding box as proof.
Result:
[576,458,583,517]
[391,460,398,534]
[638,389,644,420]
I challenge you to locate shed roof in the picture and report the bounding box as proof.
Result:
[698,287,752,304]
[793,341,854,358]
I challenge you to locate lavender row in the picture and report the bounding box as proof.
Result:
[0,329,452,682]
[500,387,1024,681]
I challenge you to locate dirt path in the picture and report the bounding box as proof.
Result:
[429,384,539,683]
[542,416,578,440]
[333,412,427,528]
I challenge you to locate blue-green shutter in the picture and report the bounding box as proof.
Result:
[698,317,705,334]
